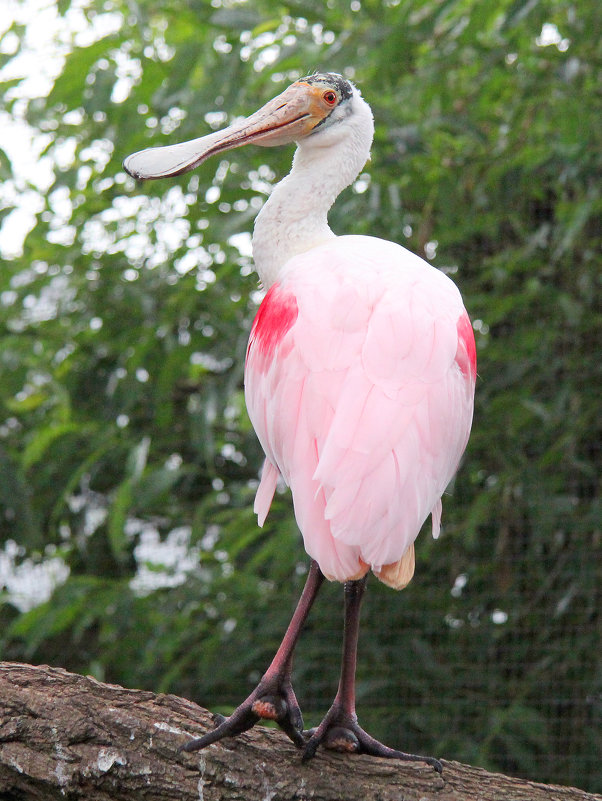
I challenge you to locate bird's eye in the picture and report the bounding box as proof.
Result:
[323,91,338,105]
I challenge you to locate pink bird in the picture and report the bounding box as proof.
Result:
[124,73,476,773]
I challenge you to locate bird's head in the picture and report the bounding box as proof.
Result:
[123,72,372,180]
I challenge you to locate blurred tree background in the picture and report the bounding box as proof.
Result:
[0,0,600,790]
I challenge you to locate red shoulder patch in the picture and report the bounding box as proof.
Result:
[246,283,298,371]
[455,312,477,380]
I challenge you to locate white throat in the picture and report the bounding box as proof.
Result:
[252,90,374,287]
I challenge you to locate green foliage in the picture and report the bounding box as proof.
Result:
[0,0,600,790]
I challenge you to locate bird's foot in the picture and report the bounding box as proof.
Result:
[180,676,305,753]
[302,705,442,773]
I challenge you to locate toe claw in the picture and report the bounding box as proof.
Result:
[301,739,319,763]
[426,756,443,774]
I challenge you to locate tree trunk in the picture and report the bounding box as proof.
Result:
[0,662,598,801]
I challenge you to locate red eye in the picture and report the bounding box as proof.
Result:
[323,91,337,105]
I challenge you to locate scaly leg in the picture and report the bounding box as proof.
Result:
[302,576,442,773]
[182,560,324,752]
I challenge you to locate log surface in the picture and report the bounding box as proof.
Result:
[0,662,599,801]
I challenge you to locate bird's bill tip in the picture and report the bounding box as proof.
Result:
[122,131,225,181]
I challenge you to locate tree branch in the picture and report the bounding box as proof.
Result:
[0,662,599,801]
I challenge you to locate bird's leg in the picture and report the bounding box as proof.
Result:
[182,560,324,753]
[302,576,442,774]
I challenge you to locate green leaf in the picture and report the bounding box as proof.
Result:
[22,423,83,471]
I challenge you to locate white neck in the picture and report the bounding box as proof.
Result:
[252,91,374,287]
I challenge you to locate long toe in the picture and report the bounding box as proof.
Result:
[181,704,259,753]
[354,726,442,773]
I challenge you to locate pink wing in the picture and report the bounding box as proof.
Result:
[245,235,476,584]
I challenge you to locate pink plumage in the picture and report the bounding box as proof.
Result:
[246,235,476,585]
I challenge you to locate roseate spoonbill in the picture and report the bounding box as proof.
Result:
[124,73,476,773]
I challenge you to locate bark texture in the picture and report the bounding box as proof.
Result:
[0,662,599,801]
